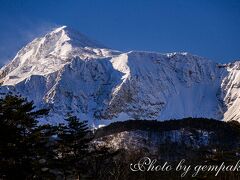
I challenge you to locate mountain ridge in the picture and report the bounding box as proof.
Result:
[0,26,239,126]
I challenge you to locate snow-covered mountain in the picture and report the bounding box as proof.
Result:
[0,26,239,126]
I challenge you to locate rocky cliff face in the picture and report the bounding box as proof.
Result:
[0,26,239,126]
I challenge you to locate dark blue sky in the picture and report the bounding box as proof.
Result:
[0,0,239,65]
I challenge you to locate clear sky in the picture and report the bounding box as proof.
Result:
[0,0,239,65]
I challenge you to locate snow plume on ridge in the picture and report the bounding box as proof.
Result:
[0,21,58,67]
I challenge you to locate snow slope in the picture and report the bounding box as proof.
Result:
[0,26,239,126]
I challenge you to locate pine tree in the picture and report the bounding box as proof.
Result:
[57,114,92,178]
[0,94,117,179]
[30,124,61,179]
[0,94,49,179]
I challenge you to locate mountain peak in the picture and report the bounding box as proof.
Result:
[0,26,114,85]
[1,25,240,125]
[47,25,105,49]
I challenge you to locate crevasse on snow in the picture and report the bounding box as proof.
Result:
[0,26,239,126]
